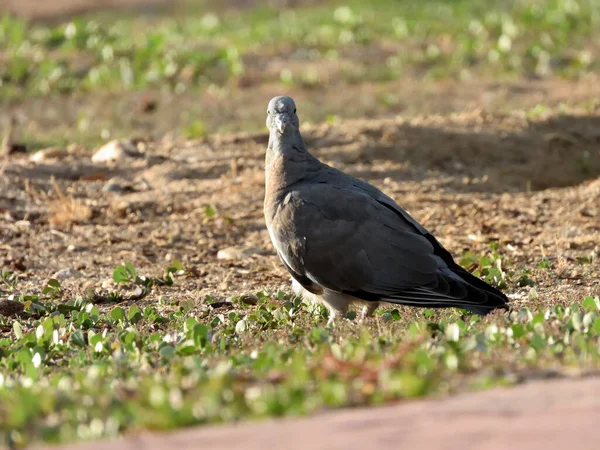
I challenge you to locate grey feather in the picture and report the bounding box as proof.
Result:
[263,96,508,323]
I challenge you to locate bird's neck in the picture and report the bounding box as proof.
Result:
[265,130,318,193]
[266,129,303,155]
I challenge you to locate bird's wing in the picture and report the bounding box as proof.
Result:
[270,183,439,293]
[269,182,507,313]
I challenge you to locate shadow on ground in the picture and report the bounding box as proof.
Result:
[3,111,600,199]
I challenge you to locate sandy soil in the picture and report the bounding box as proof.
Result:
[1,110,598,311]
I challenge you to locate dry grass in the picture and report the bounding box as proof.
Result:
[45,179,93,228]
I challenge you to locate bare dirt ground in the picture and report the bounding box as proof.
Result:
[41,376,600,450]
[1,110,599,313]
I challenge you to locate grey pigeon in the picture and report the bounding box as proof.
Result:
[264,96,508,325]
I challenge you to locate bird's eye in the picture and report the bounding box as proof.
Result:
[294,108,296,113]
[267,110,270,115]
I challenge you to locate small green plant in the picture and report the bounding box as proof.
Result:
[111,261,186,289]
[516,269,535,287]
[42,279,63,299]
[0,269,18,291]
[155,259,185,286]
[183,120,207,139]
[112,262,138,284]
[459,242,509,288]
[538,257,552,269]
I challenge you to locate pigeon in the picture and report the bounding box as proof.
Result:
[263,96,509,325]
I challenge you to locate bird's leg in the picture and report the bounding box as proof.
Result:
[359,301,380,323]
[322,291,350,327]
[325,304,349,327]
[326,309,339,327]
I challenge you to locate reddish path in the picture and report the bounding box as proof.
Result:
[43,377,600,450]
[0,0,172,20]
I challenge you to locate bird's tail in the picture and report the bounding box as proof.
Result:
[367,265,509,316]
[445,263,509,315]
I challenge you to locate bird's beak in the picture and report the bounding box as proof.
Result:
[275,115,288,134]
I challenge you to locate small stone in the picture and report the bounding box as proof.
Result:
[102,178,131,193]
[217,246,261,261]
[240,294,259,305]
[109,200,132,217]
[29,147,69,163]
[0,299,24,317]
[53,268,83,279]
[208,301,234,309]
[91,139,142,164]
[217,247,245,260]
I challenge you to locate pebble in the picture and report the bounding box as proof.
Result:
[217,246,261,261]
[91,140,141,164]
[29,147,69,163]
[239,294,259,305]
[53,268,84,279]
[109,200,132,217]
[102,178,130,193]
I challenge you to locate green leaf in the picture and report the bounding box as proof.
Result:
[47,279,61,289]
[593,318,600,336]
[511,324,525,339]
[203,204,216,218]
[113,266,130,284]
[89,306,99,319]
[192,324,209,347]
[531,333,546,349]
[408,322,421,338]
[538,258,551,269]
[128,305,142,324]
[13,321,23,339]
[582,296,599,312]
[531,313,545,326]
[89,334,103,347]
[70,330,86,347]
[124,331,138,346]
[16,348,32,366]
[124,263,137,278]
[479,256,492,268]
[110,307,125,322]
[159,345,175,359]
[177,340,197,355]
[168,259,184,273]
[185,317,198,333]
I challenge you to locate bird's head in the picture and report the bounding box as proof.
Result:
[266,96,299,136]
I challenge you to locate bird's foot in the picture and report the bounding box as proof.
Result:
[325,308,348,328]
[326,313,340,328]
[359,302,380,324]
